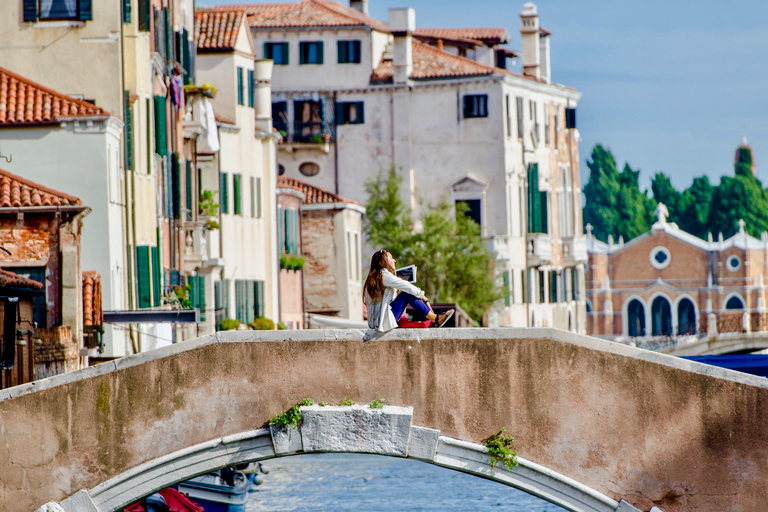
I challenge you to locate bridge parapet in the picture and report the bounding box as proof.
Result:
[2,328,767,512]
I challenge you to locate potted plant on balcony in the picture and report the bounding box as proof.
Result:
[199,190,220,230]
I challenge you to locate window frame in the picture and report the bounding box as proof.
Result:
[299,41,324,65]
[337,40,362,64]
[336,101,365,125]
[264,42,289,65]
[463,94,488,119]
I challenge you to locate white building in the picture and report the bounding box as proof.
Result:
[217,0,586,330]
[194,10,281,332]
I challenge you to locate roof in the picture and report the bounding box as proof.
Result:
[195,10,245,52]
[278,176,357,205]
[413,28,511,45]
[83,271,103,327]
[215,0,389,33]
[0,268,43,291]
[371,40,504,83]
[0,66,108,126]
[0,167,81,208]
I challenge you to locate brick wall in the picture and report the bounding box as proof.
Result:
[34,326,82,380]
[301,210,340,313]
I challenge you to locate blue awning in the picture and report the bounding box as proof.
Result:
[681,355,768,378]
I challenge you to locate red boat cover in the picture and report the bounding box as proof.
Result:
[124,487,204,512]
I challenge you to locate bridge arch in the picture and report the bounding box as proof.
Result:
[4,328,768,512]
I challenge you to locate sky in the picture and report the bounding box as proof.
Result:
[204,0,768,191]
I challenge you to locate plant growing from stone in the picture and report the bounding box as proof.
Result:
[484,428,518,472]
[270,399,314,429]
[369,399,385,409]
[338,398,355,406]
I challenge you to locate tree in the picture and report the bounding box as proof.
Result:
[708,174,768,237]
[616,163,652,240]
[677,176,713,238]
[582,145,620,242]
[651,172,682,224]
[364,166,500,323]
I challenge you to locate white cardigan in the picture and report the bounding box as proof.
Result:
[365,269,424,333]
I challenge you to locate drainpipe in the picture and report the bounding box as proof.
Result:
[333,90,339,195]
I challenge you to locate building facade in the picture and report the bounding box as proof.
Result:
[586,208,768,346]
[216,0,586,330]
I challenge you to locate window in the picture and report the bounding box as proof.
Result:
[250,177,255,218]
[24,0,92,22]
[8,268,46,328]
[338,40,362,63]
[503,271,510,306]
[516,96,524,140]
[651,296,672,336]
[726,255,741,271]
[527,164,548,234]
[627,299,645,337]
[272,101,288,134]
[247,69,254,108]
[233,174,242,215]
[220,172,229,214]
[456,199,481,227]
[544,103,550,146]
[293,100,324,142]
[463,94,488,118]
[278,164,285,176]
[264,42,289,65]
[299,162,320,177]
[237,67,244,105]
[529,100,539,146]
[553,109,559,149]
[505,95,511,137]
[256,177,262,218]
[336,101,364,124]
[725,295,744,310]
[300,41,324,64]
[649,246,671,269]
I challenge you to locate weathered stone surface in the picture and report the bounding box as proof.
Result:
[407,425,440,461]
[615,500,643,512]
[59,490,98,512]
[300,405,413,456]
[269,422,303,455]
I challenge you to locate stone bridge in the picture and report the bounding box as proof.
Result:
[2,328,767,512]
[662,331,768,356]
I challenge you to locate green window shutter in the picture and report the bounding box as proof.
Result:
[136,246,151,309]
[299,43,306,64]
[79,0,93,21]
[146,98,152,173]
[527,164,536,232]
[123,0,131,23]
[540,191,548,233]
[248,69,254,107]
[153,95,167,156]
[164,7,173,62]
[197,277,206,321]
[151,246,161,306]
[171,153,181,219]
[503,271,510,306]
[317,41,324,64]
[123,91,134,171]
[237,67,244,105]
[277,207,284,251]
[250,177,255,217]
[185,161,192,221]
[233,174,241,215]
[246,281,255,325]
[521,270,527,304]
[220,173,229,214]
[256,177,262,218]
[281,42,289,64]
[138,0,150,31]
[23,0,38,22]
[337,41,348,63]
[254,281,264,318]
[264,42,272,59]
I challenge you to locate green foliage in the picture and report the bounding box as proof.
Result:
[485,428,518,472]
[369,398,385,409]
[338,398,355,406]
[199,190,220,229]
[277,322,288,330]
[708,174,768,237]
[319,401,330,406]
[280,254,306,271]
[651,172,681,224]
[735,146,754,177]
[165,285,191,309]
[250,317,275,330]
[677,176,713,238]
[364,166,500,322]
[270,399,314,429]
[219,318,240,331]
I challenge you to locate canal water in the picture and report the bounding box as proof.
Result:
[246,453,566,511]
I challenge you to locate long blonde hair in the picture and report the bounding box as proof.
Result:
[364,249,395,303]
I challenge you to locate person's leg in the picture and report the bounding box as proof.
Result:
[389,292,410,321]
[390,292,431,321]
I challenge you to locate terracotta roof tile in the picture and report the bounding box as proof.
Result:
[278,176,357,205]
[215,0,388,32]
[82,271,102,326]
[0,167,81,208]
[371,40,504,83]
[0,66,108,126]
[0,268,43,290]
[414,28,511,45]
[195,10,244,52]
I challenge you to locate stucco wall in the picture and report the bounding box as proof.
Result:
[1,329,767,512]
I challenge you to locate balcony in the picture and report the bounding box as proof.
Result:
[527,233,552,266]
[275,119,335,153]
[487,235,510,260]
[181,220,210,273]
[562,235,588,264]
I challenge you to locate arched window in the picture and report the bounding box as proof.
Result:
[627,299,645,337]
[677,298,697,335]
[725,296,744,310]
[586,299,592,314]
[651,296,672,336]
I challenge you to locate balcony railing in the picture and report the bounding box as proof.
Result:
[527,233,552,266]
[182,220,210,273]
[274,120,335,144]
[562,235,587,263]
[699,310,768,335]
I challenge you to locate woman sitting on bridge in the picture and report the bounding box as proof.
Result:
[364,249,454,333]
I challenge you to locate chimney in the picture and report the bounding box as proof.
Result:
[350,0,368,15]
[254,59,274,132]
[520,2,540,79]
[539,30,550,83]
[388,8,415,84]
